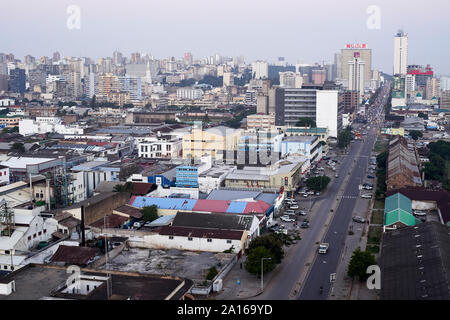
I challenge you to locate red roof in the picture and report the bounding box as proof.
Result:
[192,200,230,213]
[243,200,271,214]
[50,245,98,265]
[90,214,129,228]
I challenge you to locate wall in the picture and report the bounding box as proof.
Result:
[411,200,436,211]
[316,90,339,138]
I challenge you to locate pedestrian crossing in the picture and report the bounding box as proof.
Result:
[341,195,357,199]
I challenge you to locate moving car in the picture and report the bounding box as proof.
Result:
[298,211,307,216]
[300,221,310,228]
[352,216,366,223]
[318,243,329,254]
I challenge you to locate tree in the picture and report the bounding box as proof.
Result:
[305,176,331,192]
[10,142,25,153]
[409,130,423,141]
[247,234,284,264]
[245,246,276,276]
[338,129,352,149]
[141,205,159,222]
[295,118,316,128]
[113,182,133,193]
[347,248,376,281]
[205,266,218,280]
[376,151,389,170]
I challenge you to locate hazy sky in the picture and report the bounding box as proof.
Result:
[2,0,449,75]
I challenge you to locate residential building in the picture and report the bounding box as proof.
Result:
[137,135,182,159]
[281,135,321,164]
[393,30,408,76]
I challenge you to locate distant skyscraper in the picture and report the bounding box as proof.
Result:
[279,72,303,88]
[113,50,123,65]
[8,68,26,94]
[52,51,61,62]
[394,30,408,76]
[223,72,234,87]
[131,52,141,64]
[252,61,269,80]
[348,52,365,102]
[340,44,372,90]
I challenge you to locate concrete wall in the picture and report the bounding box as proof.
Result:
[411,200,436,211]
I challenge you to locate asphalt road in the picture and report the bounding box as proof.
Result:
[254,125,368,300]
[297,88,389,300]
[297,127,377,300]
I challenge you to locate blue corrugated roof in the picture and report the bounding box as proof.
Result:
[226,202,247,213]
[131,197,197,210]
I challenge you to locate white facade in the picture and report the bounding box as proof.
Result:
[142,233,244,253]
[138,136,182,159]
[279,72,303,88]
[0,166,9,186]
[252,61,269,80]
[176,88,203,100]
[316,90,340,138]
[223,72,234,87]
[406,74,416,92]
[348,58,365,102]
[394,30,408,75]
[19,117,85,136]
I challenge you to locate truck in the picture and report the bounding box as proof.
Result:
[318,243,329,254]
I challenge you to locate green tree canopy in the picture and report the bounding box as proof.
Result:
[409,130,423,141]
[338,128,352,149]
[305,176,331,192]
[347,248,376,281]
[113,182,133,193]
[247,234,284,264]
[141,205,159,222]
[10,142,25,153]
[376,151,389,170]
[245,246,276,276]
[295,118,316,128]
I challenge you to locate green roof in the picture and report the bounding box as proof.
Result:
[286,127,327,134]
[384,193,412,214]
[384,193,415,227]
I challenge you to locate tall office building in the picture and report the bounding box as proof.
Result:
[52,51,61,62]
[394,30,408,76]
[347,52,365,102]
[279,72,303,88]
[8,68,26,94]
[113,50,123,65]
[340,44,372,90]
[252,61,269,79]
[333,53,342,80]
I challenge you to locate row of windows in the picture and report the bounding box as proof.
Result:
[27,229,47,241]
[0,171,7,176]
[168,236,232,244]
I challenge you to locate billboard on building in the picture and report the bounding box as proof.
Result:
[392,76,406,99]
[381,128,405,136]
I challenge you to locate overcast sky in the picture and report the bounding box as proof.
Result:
[2,0,449,75]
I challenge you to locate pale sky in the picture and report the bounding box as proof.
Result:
[2,0,449,75]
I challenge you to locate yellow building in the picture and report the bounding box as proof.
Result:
[182,126,242,160]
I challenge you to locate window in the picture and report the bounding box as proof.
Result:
[169,236,174,240]
[0,172,2,176]
[207,239,212,243]
[28,236,31,241]
[33,234,36,238]
[4,250,10,255]
[36,193,40,198]
[227,240,232,244]
[43,229,47,234]
[38,231,42,236]
[188,237,193,241]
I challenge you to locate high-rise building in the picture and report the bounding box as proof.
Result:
[333,53,342,80]
[312,69,326,85]
[119,76,142,100]
[426,78,440,100]
[406,74,416,92]
[439,76,450,92]
[252,61,269,79]
[131,52,141,64]
[279,72,303,88]
[223,72,234,87]
[347,52,365,102]
[8,68,26,94]
[0,74,8,92]
[52,51,61,62]
[340,44,372,90]
[393,30,408,76]
[113,50,123,65]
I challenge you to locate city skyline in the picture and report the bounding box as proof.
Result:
[2,0,450,75]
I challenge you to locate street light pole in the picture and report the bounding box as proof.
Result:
[261,257,272,292]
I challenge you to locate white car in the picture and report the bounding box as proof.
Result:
[289,205,299,210]
[414,211,426,216]
[361,194,372,199]
[280,216,295,222]
[284,210,296,216]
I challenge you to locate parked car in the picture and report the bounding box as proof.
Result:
[303,193,308,198]
[335,174,339,178]
[414,211,427,216]
[361,194,372,199]
[315,192,321,196]
[300,221,310,228]
[280,216,296,222]
[352,216,366,223]
[367,175,375,179]
[284,210,296,216]
[298,211,307,216]
[289,205,299,210]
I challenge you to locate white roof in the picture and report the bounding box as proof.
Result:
[0,157,56,169]
[0,227,27,250]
